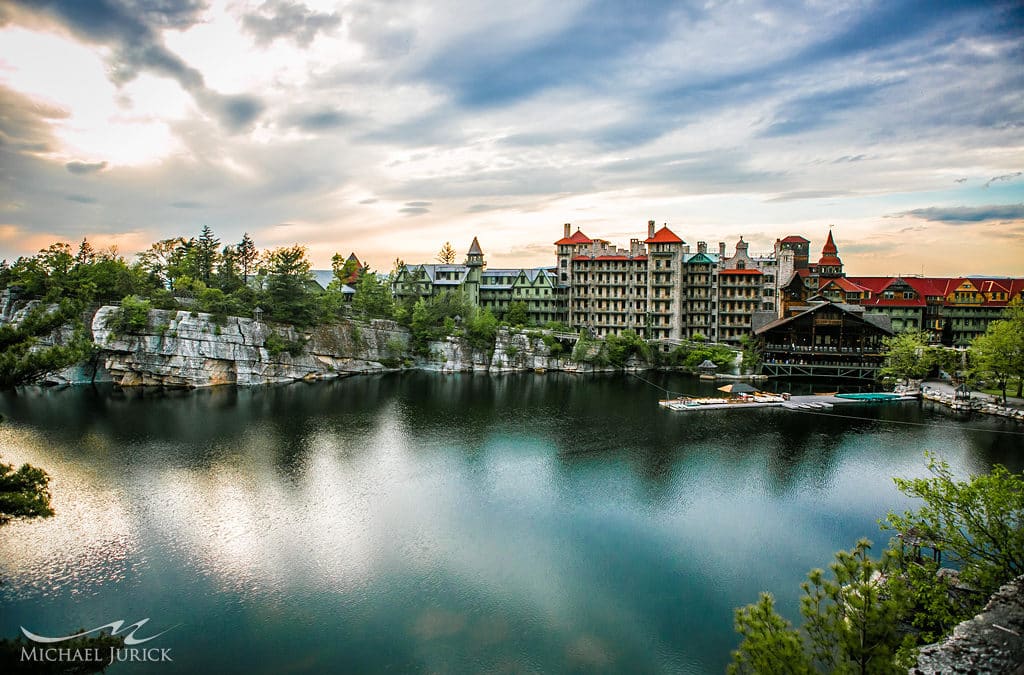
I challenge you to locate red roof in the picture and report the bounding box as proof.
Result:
[821,230,838,255]
[780,235,809,244]
[644,226,684,244]
[572,255,647,262]
[719,268,763,275]
[818,255,843,266]
[554,229,593,245]
[820,278,866,293]
[796,269,812,278]
[861,297,927,307]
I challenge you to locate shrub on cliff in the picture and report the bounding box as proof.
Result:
[111,295,152,334]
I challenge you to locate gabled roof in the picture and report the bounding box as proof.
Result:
[685,252,715,264]
[755,300,894,336]
[554,229,593,245]
[821,230,838,255]
[820,277,867,293]
[644,225,684,244]
[780,235,810,244]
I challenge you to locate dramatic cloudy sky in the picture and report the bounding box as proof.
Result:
[0,0,1022,275]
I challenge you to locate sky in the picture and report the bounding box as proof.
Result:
[0,0,1022,277]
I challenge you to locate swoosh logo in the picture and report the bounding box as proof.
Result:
[21,619,174,646]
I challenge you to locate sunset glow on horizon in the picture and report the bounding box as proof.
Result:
[0,1,1021,277]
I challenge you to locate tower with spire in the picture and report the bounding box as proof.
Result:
[464,237,484,307]
[816,229,844,279]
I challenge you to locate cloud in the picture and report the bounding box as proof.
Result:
[954,178,967,183]
[170,200,204,209]
[766,190,856,203]
[984,171,1022,188]
[358,198,378,205]
[65,194,96,204]
[404,201,432,208]
[0,85,66,154]
[65,160,107,174]
[889,204,1024,224]
[399,207,430,216]
[282,107,352,131]
[241,0,341,48]
[5,0,263,131]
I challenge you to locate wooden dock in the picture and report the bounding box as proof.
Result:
[658,393,919,413]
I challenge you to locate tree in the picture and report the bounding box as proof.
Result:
[971,319,1023,403]
[138,237,186,289]
[880,330,933,381]
[437,242,456,264]
[730,540,913,674]
[504,300,529,326]
[263,245,317,327]
[0,458,54,525]
[883,453,1024,598]
[0,301,94,388]
[194,225,220,284]
[351,268,394,319]
[237,232,258,283]
[75,237,96,266]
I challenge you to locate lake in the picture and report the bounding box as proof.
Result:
[1,373,1021,673]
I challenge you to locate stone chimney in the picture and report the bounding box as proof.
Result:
[564,223,571,238]
[719,242,726,257]
[648,220,656,238]
[697,241,707,254]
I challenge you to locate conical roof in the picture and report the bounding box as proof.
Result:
[468,236,483,255]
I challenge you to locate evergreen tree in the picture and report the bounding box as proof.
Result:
[75,237,96,266]
[195,225,220,284]
[351,268,394,319]
[237,232,258,283]
[264,245,317,327]
[437,242,456,264]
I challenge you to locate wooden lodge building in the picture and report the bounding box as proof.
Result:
[754,299,894,380]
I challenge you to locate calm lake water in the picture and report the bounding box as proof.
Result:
[1,373,1021,673]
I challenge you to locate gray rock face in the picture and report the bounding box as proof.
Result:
[7,302,654,387]
[912,574,1024,674]
[92,307,410,387]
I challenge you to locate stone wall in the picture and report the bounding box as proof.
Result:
[912,574,1024,674]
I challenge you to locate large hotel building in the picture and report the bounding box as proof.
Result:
[392,222,1023,347]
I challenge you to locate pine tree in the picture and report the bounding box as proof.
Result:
[237,232,258,283]
[437,242,456,264]
[195,225,220,284]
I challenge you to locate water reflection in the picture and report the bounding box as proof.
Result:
[0,374,1021,673]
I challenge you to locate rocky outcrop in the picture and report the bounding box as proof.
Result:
[92,306,410,387]
[8,301,656,387]
[912,575,1024,674]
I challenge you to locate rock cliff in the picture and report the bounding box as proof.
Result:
[91,306,409,387]
[912,575,1024,674]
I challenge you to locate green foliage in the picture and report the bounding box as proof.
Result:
[264,332,305,358]
[730,540,913,674]
[263,245,318,328]
[730,593,811,674]
[0,459,54,524]
[970,314,1024,402]
[351,269,395,320]
[883,453,1024,598]
[740,334,762,374]
[111,295,152,334]
[385,337,405,356]
[880,330,934,381]
[603,330,652,368]
[660,343,736,370]
[466,309,498,350]
[733,455,1024,673]
[504,301,529,327]
[539,332,564,356]
[409,292,472,353]
[0,302,94,388]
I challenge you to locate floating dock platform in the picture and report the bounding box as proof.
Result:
[658,393,919,412]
